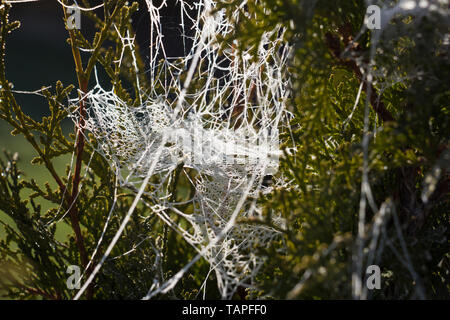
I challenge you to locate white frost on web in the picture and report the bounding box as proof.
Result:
[68,0,291,299]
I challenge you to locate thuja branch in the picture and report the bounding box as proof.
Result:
[84,0,127,79]
[62,1,91,299]
[61,0,130,299]
[325,28,394,123]
[0,5,66,192]
[20,285,59,300]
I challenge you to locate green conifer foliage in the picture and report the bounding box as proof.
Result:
[218,0,449,299]
[0,1,448,299]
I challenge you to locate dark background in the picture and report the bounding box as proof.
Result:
[5,0,196,119]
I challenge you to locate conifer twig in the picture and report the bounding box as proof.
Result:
[62,1,91,299]
[325,29,394,123]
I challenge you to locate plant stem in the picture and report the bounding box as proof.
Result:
[62,2,91,299]
[325,30,394,123]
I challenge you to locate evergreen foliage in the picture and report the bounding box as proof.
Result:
[0,0,448,299]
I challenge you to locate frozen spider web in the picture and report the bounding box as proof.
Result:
[67,0,292,299]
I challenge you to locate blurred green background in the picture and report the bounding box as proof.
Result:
[0,1,80,241]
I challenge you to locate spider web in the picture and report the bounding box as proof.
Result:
[67,0,291,299]
[7,0,447,300]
